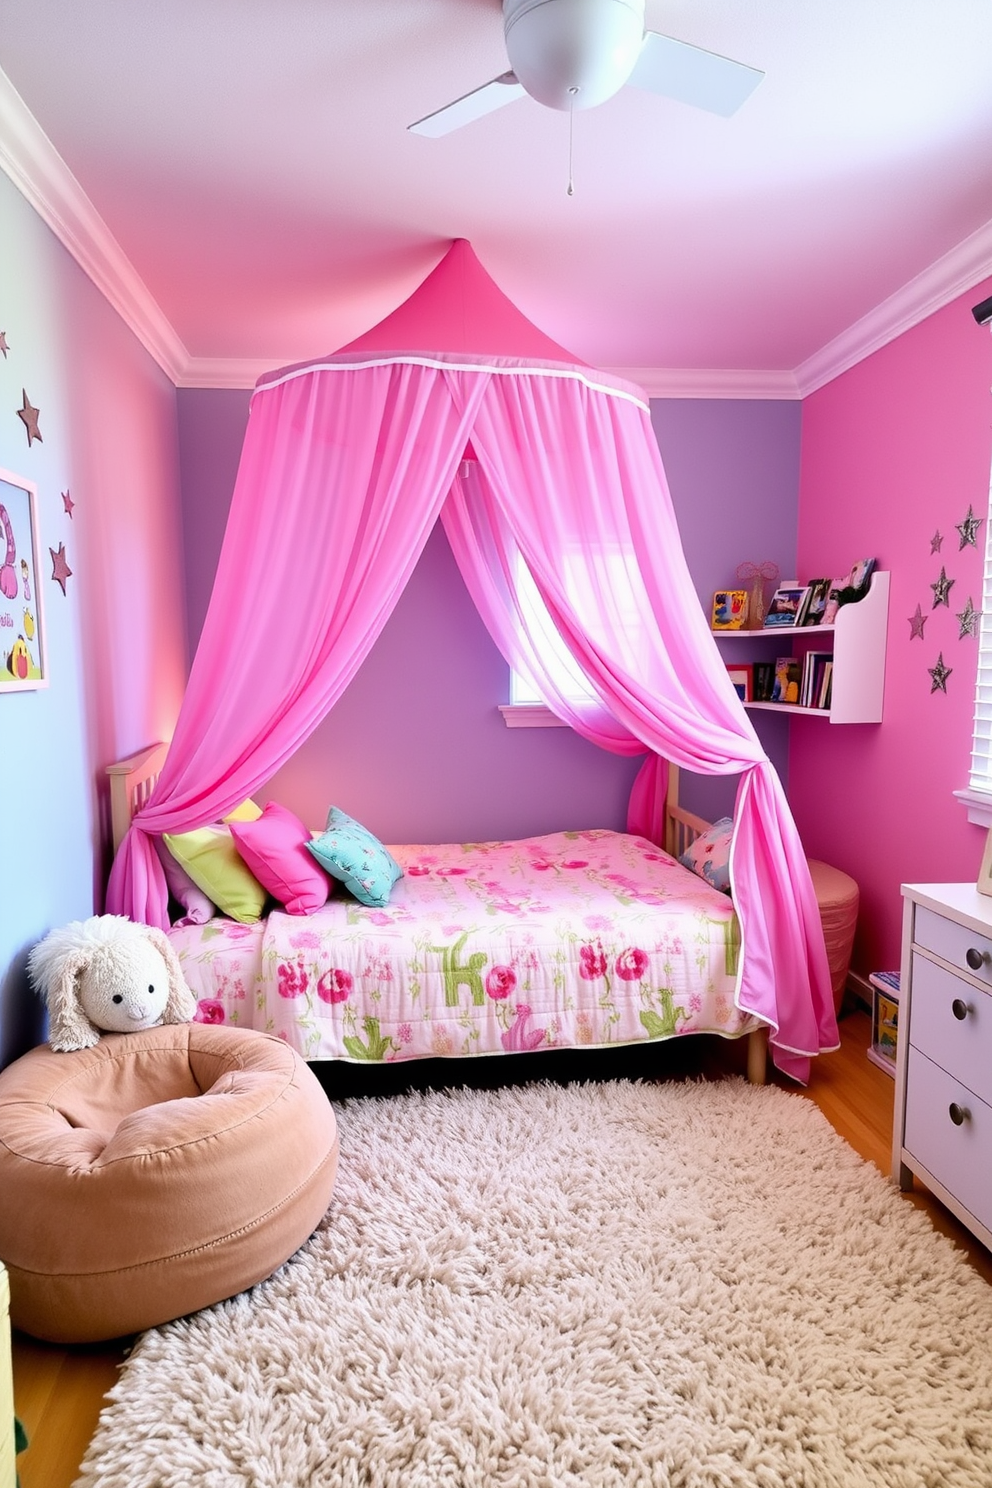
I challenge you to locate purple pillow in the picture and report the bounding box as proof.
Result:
[154,835,216,925]
[229,801,331,915]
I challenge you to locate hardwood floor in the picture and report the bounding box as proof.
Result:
[11,1005,992,1487]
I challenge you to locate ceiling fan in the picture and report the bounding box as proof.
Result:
[409,0,764,136]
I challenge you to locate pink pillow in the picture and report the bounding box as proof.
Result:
[229,801,330,915]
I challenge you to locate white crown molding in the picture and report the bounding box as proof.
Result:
[606,368,801,400]
[1,57,990,400]
[0,65,189,383]
[795,217,992,397]
[175,359,269,390]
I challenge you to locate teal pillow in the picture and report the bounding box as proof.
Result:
[306,806,403,908]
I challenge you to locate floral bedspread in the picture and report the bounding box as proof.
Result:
[169,829,756,1063]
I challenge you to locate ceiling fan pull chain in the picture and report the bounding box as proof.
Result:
[567,86,577,196]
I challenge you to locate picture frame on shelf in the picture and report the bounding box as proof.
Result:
[0,467,47,693]
[711,588,749,630]
[770,657,802,704]
[725,663,752,702]
[977,826,992,898]
[763,584,809,629]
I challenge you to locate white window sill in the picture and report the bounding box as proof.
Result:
[954,787,992,827]
[498,704,570,728]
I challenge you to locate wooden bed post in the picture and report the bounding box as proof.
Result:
[746,1027,768,1085]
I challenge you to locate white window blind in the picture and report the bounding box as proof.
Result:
[968,451,992,794]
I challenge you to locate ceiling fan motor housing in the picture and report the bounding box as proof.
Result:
[503,0,646,110]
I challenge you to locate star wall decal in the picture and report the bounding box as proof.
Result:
[61,489,75,518]
[931,566,954,608]
[16,389,42,446]
[930,530,944,554]
[956,505,983,550]
[957,597,979,639]
[929,653,952,693]
[908,604,928,640]
[0,331,8,359]
[50,542,72,595]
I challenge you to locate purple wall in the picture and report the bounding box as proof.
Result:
[650,399,801,822]
[176,390,801,841]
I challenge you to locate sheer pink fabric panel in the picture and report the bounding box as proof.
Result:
[441,367,835,1076]
[108,361,483,927]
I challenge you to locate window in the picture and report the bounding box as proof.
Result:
[506,550,649,708]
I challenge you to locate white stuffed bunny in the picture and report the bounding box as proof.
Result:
[27,914,197,1053]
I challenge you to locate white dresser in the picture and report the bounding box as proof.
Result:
[893,884,992,1250]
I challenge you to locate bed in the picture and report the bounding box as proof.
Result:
[108,745,769,1083]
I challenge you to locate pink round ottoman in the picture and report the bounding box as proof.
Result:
[807,858,860,1017]
[0,1023,339,1343]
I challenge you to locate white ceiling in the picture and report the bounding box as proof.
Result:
[2,0,992,391]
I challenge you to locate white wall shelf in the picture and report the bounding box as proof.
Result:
[712,570,889,724]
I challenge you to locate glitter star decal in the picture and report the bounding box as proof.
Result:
[16,389,42,446]
[930,530,944,554]
[61,490,75,518]
[0,331,8,359]
[908,604,928,640]
[956,505,983,550]
[50,542,72,595]
[931,566,954,608]
[957,598,979,639]
[929,653,952,693]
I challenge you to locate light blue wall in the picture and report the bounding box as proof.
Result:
[0,171,186,1070]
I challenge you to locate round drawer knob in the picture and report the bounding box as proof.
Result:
[949,1102,970,1126]
[966,947,986,971]
[952,998,970,1021]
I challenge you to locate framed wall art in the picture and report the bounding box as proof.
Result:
[0,467,48,691]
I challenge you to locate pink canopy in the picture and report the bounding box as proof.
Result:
[108,240,836,1079]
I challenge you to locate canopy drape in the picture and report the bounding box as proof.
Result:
[108,351,836,1080]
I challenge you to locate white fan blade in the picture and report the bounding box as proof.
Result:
[409,71,526,136]
[628,32,763,116]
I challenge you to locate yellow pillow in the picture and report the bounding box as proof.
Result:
[223,798,263,823]
[163,825,267,923]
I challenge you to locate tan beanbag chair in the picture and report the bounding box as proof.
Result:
[0,1023,338,1343]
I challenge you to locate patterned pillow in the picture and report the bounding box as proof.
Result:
[678,817,734,895]
[306,806,403,908]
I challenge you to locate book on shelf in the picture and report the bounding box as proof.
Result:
[770,656,802,704]
[752,660,776,702]
[763,584,809,629]
[818,660,833,711]
[800,650,832,708]
[798,578,832,626]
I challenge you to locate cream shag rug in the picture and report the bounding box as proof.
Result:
[77,1078,992,1488]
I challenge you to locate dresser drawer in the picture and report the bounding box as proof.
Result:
[903,1047,992,1234]
[914,905,992,987]
[908,953,992,1100]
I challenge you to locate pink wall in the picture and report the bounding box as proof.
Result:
[791,280,992,976]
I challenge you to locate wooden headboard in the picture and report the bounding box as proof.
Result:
[107,742,168,853]
[107,747,710,857]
